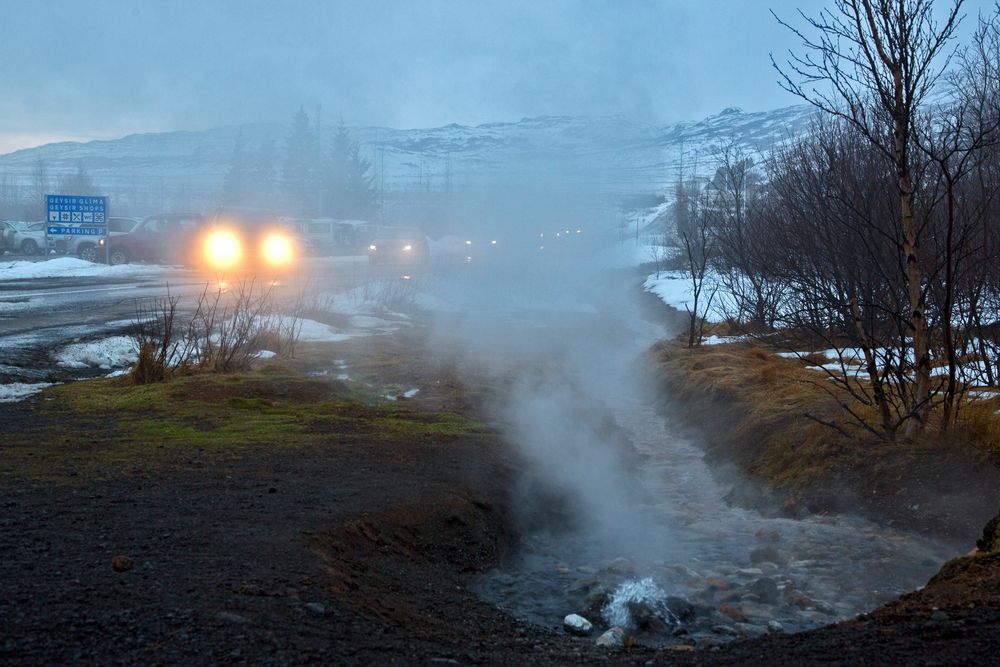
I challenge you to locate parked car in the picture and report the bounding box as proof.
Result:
[89,214,205,265]
[60,217,141,260]
[366,226,429,265]
[1,221,46,256]
[287,217,367,255]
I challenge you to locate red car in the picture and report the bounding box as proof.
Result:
[88,214,204,265]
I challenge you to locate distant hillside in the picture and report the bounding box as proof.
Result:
[0,106,816,217]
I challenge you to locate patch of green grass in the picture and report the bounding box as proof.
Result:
[1,371,489,484]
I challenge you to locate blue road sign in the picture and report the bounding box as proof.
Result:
[46,195,107,234]
[46,226,106,236]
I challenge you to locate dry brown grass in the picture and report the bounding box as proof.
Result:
[652,338,1000,493]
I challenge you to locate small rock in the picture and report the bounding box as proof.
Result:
[750,547,784,565]
[735,622,766,638]
[785,591,813,609]
[595,626,627,648]
[719,603,747,623]
[111,556,133,572]
[757,562,780,574]
[711,624,739,636]
[755,528,781,543]
[812,600,836,616]
[736,568,763,577]
[563,613,593,636]
[930,610,949,622]
[749,577,780,605]
[305,602,326,616]
[235,584,267,596]
[767,620,784,633]
[703,577,734,590]
[665,596,697,623]
[627,601,668,632]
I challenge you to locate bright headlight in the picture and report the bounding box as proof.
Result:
[262,234,294,267]
[204,229,242,269]
[369,244,377,251]
[403,244,412,252]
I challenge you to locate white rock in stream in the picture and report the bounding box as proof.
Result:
[563,613,593,636]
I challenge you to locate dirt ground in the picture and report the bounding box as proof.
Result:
[4,327,1000,664]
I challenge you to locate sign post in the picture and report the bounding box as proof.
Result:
[45,195,109,264]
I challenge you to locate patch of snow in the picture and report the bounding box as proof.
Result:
[701,335,749,346]
[402,388,419,398]
[255,350,277,359]
[0,382,55,403]
[643,271,727,323]
[274,317,356,343]
[54,336,137,370]
[335,373,350,381]
[967,389,1000,401]
[0,257,172,280]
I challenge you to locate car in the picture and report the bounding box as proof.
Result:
[89,214,205,265]
[366,225,429,265]
[53,217,141,260]
[197,208,301,273]
[1,221,46,256]
[288,217,367,256]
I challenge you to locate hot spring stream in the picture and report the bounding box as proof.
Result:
[473,391,958,643]
[425,266,960,645]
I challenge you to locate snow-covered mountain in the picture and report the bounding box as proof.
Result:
[0,105,816,215]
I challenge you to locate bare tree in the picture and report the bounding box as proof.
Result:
[774,0,965,433]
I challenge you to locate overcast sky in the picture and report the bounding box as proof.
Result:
[0,0,992,153]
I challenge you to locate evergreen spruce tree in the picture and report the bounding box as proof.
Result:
[323,122,377,219]
[282,108,319,216]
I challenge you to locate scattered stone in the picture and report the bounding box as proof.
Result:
[111,556,133,572]
[750,547,785,565]
[703,577,734,591]
[812,600,836,616]
[736,568,763,577]
[758,562,780,574]
[627,601,667,632]
[930,610,949,622]
[665,596,697,623]
[750,577,780,605]
[216,611,250,624]
[582,586,610,617]
[711,624,739,636]
[785,591,814,609]
[735,622,766,638]
[719,603,747,623]
[755,528,781,543]
[235,584,267,596]
[563,614,593,636]
[738,602,773,620]
[595,626,628,648]
[305,602,326,616]
[767,620,784,633]
[670,564,701,580]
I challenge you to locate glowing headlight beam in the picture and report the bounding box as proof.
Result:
[204,229,243,270]
[262,234,294,267]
